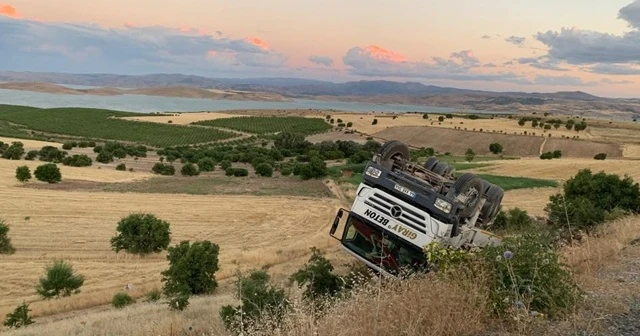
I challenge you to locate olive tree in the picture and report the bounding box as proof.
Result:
[34,163,61,183]
[36,260,85,299]
[110,213,171,255]
[0,220,16,255]
[15,166,32,183]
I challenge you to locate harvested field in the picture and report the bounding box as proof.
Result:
[0,136,61,150]
[307,130,369,144]
[623,144,640,159]
[471,158,640,181]
[119,112,247,125]
[373,126,545,156]
[543,138,622,158]
[373,126,623,158]
[500,187,560,217]
[0,182,340,318]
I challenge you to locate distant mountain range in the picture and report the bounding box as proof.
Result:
[1,71,639,119]
[0,71,603,100]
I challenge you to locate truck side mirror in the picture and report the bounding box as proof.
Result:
[329,209,344,237]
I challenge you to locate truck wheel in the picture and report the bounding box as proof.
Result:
[378,140,409,170]
[481,184,504,225]
[424,156,438,171]
[448,173,483,218]
[442,165,456,179]
[432,162,449,175]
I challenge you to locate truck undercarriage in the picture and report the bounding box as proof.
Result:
[330,140,504,276]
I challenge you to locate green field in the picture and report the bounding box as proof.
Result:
[476,174,558,191]
[0,105,238,147]
[192,116,332,135]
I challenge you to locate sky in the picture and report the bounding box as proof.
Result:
[2,0,640,97]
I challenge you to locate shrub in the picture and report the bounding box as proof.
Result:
[87,141,96,147]
[3,302,34,329]
[0,220,16,255]
[36,260,85,299]
[438,116,445,122]
[62,154,92,167]
[34,163,62,183]
[110,213,171,255]
[1,142,24,160]
[540,152,554,160]
[145,289,162,302]
[346,121,353,127]
[161,240,220,298]
[545,169,640,235]
[372,119,378,125]
[112,148,127,159]
[489,143,503,154]
[490,208,533,232]
[480,232,582,318]
[38,146,67,162]
[62,142,73,150]
[112,292,135,309]
[280,167,292,176]
[181,163,200,176]
[151,163,175,176]
[255,163,274,177]
[115,163,126,171]
[594,153,607,160]
[220,270,290,332]
[93,146,103,153]
[290,247,343,302]
[96,150,114,164]
[220,160,232,170]
[25,150,38,160]
[78,141,89,148]
[299,156,328,180]
[552,150,562,159]
[15,165,32,183]
[197,157,216,172]
[465,148,475,162]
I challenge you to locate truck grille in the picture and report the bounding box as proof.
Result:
[364,192,427,234]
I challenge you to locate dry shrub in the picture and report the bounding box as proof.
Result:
[240,271,489,336]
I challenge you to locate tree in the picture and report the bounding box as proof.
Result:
[110,213,171,255]
[346,121,353,127]
[25,150,38,160]
[438,116,445,122]
[489,143,503,154]
[532,119,539,127]
[3,302,34,329]
[152,163,175,176]
[518,118,526,126]
[15,166,31,183]
[181,163,200,176]
[299,156,328,180]
[255,163,274,177]
[220,160,232,170]
[594,153,607,160]
[36,260,85,299]
[553,122,561,129]
[422,113,429,119]
[0,220,16,255]
[161,240,220,298]
[62,142,73,150]
[465,148,476,162]
[372,119,378,125]
[1,142,25,160]
[290,247,343,301]
[552,150,562,159]
[34,163,61,183]
[96,150,114,164]
[197,157,216,172]
[544,124,552,131]
[112,148,127,159]
[116,163,127,171]
[61,154,92,167]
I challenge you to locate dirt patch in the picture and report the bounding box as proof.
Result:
[306,130,370,144]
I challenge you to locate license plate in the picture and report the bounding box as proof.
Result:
[394,184,416,198]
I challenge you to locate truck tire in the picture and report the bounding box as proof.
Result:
[432,162,449,175]
[424,156,438,171]
[448,173,483,218]
[377,140,409,170]
[481,184,504,224]
[442,165,456,179]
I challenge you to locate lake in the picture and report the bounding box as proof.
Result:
[0,88,500,114]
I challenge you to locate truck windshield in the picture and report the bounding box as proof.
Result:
[342,214,428,275]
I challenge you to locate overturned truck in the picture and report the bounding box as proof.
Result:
[329,140,504,277]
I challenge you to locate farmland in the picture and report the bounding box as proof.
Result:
[0,105,239,147]
[192,116,332,135]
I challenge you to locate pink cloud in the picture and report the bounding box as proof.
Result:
[246,37,269,51]
[361,45,407,63]
[0,3,23,19]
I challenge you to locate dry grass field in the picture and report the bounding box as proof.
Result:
[0,156,341,320]
[119,112,249,125]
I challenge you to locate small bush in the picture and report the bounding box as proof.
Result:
[62,142,73,150]
[255,163,274,177]
[112,148,127,159]
[36,260,85,299]
[78,141,89,148]
[0,220,16,255]
[290,247,343,302]
[220,270,290,333]
[93,146,103,153]
[489,142,503,154]
[110,213,171,255]
[181,163,200,176]
[490,208,533,232]
[280,167,292,176]
[197,157,216,172]
[115,163,126,171]
[552,150,562,159]
[465,148,475,162]
[372,119,378,125]
[34,163,62,183]
[220,160,232,170]
[25,150,38,160]
[96,150,114,164]
[15,165,32,183]
[594,153,607,160]
[152,163,175,176]
[112,292,135,309]
[438,116,445,122]
[145,289,162,302]
[3,302,34,329]
[87,141,96,147]
[299,157,328,180]
[62,154,92,167]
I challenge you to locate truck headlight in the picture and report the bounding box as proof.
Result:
[365,166,382,179]
[434,198,452,214]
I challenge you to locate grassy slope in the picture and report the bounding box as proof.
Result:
[0,105,238,147]
[193,116,332,135]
